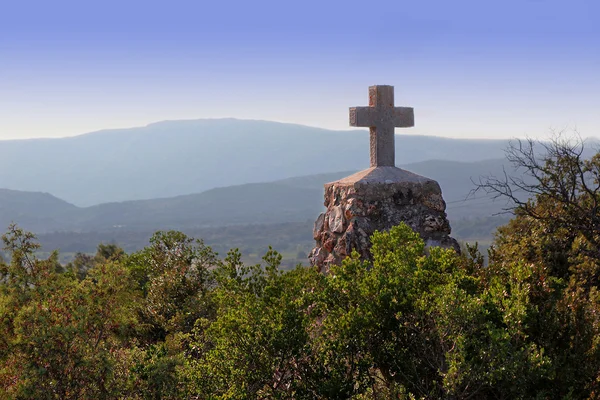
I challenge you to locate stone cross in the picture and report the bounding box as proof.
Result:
[349,85,414,167]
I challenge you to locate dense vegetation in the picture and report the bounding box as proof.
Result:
[1,137,600,398]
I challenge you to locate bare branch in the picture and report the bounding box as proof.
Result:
[474,132,600,254]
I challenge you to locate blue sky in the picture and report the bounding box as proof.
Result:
[1,0,598,139]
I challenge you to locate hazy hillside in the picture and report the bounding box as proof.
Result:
[0,189,77,232]
[275,158,515,220]
[0,158,515,236]
[0,157,523,260]
[74,183,323,231]
[0,119,511,206]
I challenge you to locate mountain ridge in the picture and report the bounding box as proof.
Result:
[0,158,512,235]
[3,118,515,143]
[0,119,512,206]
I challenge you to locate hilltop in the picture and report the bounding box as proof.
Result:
[0,119,510,206]
[0,158,513,234]
[0,158,514,260]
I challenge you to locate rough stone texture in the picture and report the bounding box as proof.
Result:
[309,167,460,273]
[310,84,458,272]
[349,85,414,167]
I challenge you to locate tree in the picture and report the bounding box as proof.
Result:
[123,231,220,399]
[475,135,600,264]
[0,225,139,399]
[474,134,600,396]
[66,243,126,280]
[125,230,219,343]
[181,224,562,399]
[316,224,555,399]
[183,247,322,398]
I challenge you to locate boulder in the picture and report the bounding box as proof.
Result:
[309,166,459,273]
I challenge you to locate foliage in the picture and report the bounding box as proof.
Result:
[125,231,218,342]
[479,135,600,397]
[65,242,126,280]
[311,224,553,399]
[179,224,587,399]
[183,248,322,398]
[476,135,600,261]
[0,224,138,399]
[3,137,600,400]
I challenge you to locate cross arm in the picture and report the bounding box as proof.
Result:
[349,107,378,127]
[351,106,415,128]
[393,107,414,128]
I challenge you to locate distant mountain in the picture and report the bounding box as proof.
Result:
[0,158,516,236]
[0,119,512,206]
[0,158,524,259]
[0,189,77,232]
[74,182,323,231]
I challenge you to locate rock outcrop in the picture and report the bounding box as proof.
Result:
[309,166,459,273]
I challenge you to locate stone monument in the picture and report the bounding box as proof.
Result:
[309,85,459,272]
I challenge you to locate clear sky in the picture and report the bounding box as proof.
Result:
[1,0,598,140]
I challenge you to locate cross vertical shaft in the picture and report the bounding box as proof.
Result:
[349,85,414,167]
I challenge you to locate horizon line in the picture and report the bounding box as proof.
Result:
[0,117,540,142]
